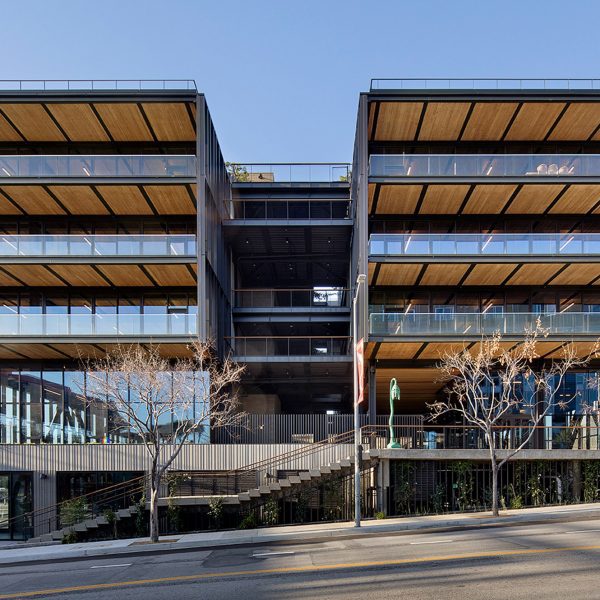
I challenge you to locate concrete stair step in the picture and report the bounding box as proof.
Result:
[84,519,99,529]
[308,469,322,478]
[268,483,282,492]
[95,515,109,525]
[319,467,332,474]
[288,476,302,484]
[116,509,131,519]
[299,472,312,481]
[328,463,342,471]
[277,479,292,488]
[248,489,261,498]
[339,459,351,468]
[73,523,88,532]
[258,485,273,495]
[237,493,251,502]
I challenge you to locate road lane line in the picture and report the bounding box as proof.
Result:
[2,544,600,599]
[252,551,296,558]
[564,529,600,534]
[410,540,454,545]
[90,563,132,569]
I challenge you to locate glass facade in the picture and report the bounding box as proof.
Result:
[0,472,33,540]
[0,368,210,445]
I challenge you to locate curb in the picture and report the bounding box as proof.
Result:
[3,508,600,567]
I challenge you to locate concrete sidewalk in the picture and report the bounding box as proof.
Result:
[2,503,600,566]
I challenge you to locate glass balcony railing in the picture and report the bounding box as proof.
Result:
[369,154,600,179]
[0,155,195,178]
[369,312,600,337]
[227,163,351,183]
[369,233,600,257]
[370,78,600,91]
[227,336,352,358]
[0,313,197,337]
[0,79,197,91]
[0,235,196,257]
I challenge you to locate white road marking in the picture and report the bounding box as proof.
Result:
[409,539,454,545]
[252,551,296,558]
[90,563,132,569]
[564,529,600,534]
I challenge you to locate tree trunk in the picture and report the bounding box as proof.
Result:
[149,465,161,543]
[490,451,499,517]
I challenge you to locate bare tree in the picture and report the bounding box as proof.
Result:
[84,340,245,542]
[429,326,596,517]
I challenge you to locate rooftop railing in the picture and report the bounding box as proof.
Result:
[369,233,600,258]
[231,198,351,220]
[0,234,196,257]
[369,311,600,337]
[0,155,196,178]
[233,288,349,309]
[370,154,600,179]
[0,313,197,338]
[370,78,600,91]
[228,163,351,183]
[227,336,352,358]
[0,79,197,91]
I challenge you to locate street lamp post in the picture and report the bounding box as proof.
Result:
[353,273,366,528]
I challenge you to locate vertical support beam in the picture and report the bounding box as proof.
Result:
[196,94,207,342]
[368,361,377,424]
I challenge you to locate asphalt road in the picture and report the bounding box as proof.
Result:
[3,519,600,599]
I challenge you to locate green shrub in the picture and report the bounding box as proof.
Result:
[62,530,78,544]
[238,512,258,529]
[208,497,224,529]
[59,498,89,527]
[374,511,386,520]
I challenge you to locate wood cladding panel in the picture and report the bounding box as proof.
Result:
[549,264,600,286]
[48,344,107,359]
[2,265,65,286]
[419,263,469,286]
[3,344,68,360]
[0,104,66,141]
[418,102,471,141]
[143,185,196,214]
[373,102,423,141]
[461,103,518,140]
[93,103,154,142]
[375,185,422,214]
[462,263,517,286]
[504,102,565,140]
[417,342,470,360]
[49,265,111,287]
[548,103,600,140]
[142,103,195,141]
[505,184,565,214]
[548,184,600,214]
[49,186,109,215]
[368,183,376,212]
[0,186,65,214]
[46,104,109,142]
[462,185,516,214]
[0,190,24,214]
[97,265,154,286]
[375,263,422,286]
[0,268,23,286]
[95,185,153,215]
[144,264,196,286]
[0,112,23,142]
[506,263,562,285]
[418,185,469,214]
[373,343,423,360]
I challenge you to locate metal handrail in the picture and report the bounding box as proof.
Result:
[370,78,600,91]
[0,79,197,91]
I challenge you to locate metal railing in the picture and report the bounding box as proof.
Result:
[370,78,600,91]
[370,154,600,179]
[233,288,349,309]
[0,234,195,257]
[369,311,600,337]
[214,414,423,444]
[369,233,600,257]
[231,198,350,220]
[0,313,197,337]
[0,155,195,178]
[228,163,351,183]
[0,79,197,91]
[227,336,352,358]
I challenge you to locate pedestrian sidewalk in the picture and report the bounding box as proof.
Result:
[2,503,600,566]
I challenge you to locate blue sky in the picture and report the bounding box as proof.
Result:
[4,0,600,162]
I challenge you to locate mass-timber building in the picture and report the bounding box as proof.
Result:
[4,78,600,539]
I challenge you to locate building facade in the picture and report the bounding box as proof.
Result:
[3,78,600,539]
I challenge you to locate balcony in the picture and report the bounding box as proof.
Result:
[234,288,349,311]
[369,154,600,180]
[0,313,197,341]
[369,311,600,340]
[0,79,197,91]
[370,78,600,91]
[228,163,350,183]
[230,198,351,222]
[369,233,600,260]
[0,234,195,262]
[227,336,352,361]
[0,155,195,179]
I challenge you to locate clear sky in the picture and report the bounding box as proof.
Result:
[4,0,600,162]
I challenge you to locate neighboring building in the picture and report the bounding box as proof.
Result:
[3,78,600,539]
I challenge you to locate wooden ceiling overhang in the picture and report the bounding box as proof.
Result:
[0,263,197,288]
[368,94,600,143]
[368,181,600,217]
[368,260,600,287]
[0,183,197,216]
[0,98,197,143]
